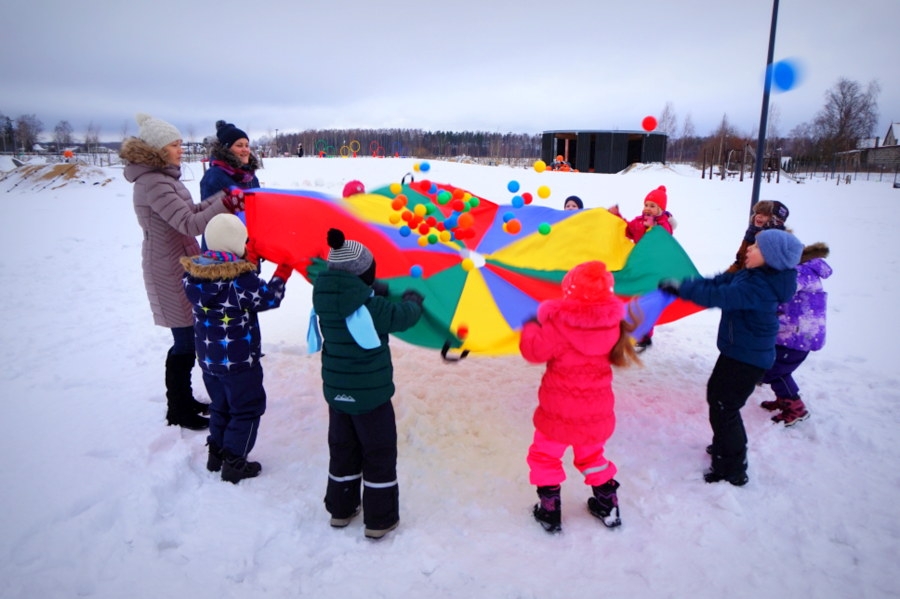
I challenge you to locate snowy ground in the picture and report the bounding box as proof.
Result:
[0,155,898,599]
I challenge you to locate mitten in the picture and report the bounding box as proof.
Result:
[658,279,681,297]
[743,224,762,243]
[273,264,293,282]
[401,289,424,306]
[222,187,244,213]
[372,280,389,297]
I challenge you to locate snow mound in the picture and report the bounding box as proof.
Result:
[0,162,115,192]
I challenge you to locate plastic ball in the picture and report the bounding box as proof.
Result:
[439,230,452,242]
[642,116,658,132]
[505,219,522,234]
[503,211,515,223]
[413,163,421,172]
[420,161,431,172]
[389,213,401,224]
[451,199,465,212]
[401,210,412,222]
[418,223,430,235]
[410,265,423,278]
[537,185,551,199]
[389,182,402,195]
[771,59,801,92]
[468,196,480,207]
[457,212,474,229]
[399,225,411,237]
[413,203,427,217]
[427,233,438,244]
[457,325,469,339]
[507,180,520,193]
[522,192,533,204]
[511,195,524,209]
[417,235,429,247]
[538,222,551,235]
[534,160,546,173]
[461,258,475,271]
[437,190,452,204]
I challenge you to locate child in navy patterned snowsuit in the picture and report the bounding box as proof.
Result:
[181,213,291,484]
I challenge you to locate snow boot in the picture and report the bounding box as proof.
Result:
[634,335,652,354]
[164,350,209,430]
[221,450,262,484]
[364,521,399,540]
[587,479,621,528]
[206,440,223,473]
[703,469,749,487]
[760,397,787,412]
[330,506,361,528]
[533,485,561,533]
[772,397,809,427]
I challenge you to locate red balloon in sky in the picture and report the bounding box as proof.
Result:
[642,116,658,132]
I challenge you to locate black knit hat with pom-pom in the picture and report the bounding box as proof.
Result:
[215,119,248,148]
[326,228,374,276]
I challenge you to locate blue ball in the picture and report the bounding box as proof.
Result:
[503,211,515,223]
[420,162,431,172]
[507,180,520,193]
[511,195,524,209]
[410,265,423,277]
[770,59,800,92]
[399,225,411,237]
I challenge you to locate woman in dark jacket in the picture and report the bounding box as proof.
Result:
[200,120,260,201]
[120,113,243,430]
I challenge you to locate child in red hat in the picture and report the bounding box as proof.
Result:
[609,185,675,243]
[520,261,642,533]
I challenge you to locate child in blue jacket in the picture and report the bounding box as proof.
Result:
[660,229,803,486]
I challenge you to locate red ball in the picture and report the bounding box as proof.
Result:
[641,116,658,132]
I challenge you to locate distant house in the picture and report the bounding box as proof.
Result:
[862,122,900,169]
[541,130,667,174]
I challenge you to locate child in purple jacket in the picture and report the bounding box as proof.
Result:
[759,242,832,426]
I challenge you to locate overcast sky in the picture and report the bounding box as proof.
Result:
[2,0,897,144]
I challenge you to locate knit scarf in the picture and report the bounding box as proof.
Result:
[201,250,241,263]
[210,159,255,185]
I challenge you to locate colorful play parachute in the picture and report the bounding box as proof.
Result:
[244,180,703,356]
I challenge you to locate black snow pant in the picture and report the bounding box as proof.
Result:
[706,354,765,478]
[325,401,399,530]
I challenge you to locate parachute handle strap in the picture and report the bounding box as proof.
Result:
[440,340,469,362]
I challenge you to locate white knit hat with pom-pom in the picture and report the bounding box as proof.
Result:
[136,113,182,150]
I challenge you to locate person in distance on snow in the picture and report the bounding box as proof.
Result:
[310,229,423,540]
[659,228,803,487]
[520,260,642,533]
[119,113,244,431]
[181,214,291,484]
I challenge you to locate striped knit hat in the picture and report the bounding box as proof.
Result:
[326,228,373,275]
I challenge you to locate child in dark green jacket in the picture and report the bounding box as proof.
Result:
[660,228,803,487]
[311,228,423,539]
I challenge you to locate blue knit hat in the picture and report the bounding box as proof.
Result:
[756,229,802,271]
[215,120,249,148]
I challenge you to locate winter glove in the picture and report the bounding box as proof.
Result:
[643,214,656,228]
[658,279,681,297]
[245,238,260,264]
[273,264,293,282]
[743,224,762,243]
[401,289,424,306]
[372,280,389,297]
[222,187,244,213]
[607,204,620,217]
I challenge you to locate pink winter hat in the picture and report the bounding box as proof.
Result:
[644,185,668,211]
[562,261,615,303]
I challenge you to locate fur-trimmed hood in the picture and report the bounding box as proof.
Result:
[208,141,261,173]
[180,255,257,280]
[120,137,169,170]
[800,242,829,264]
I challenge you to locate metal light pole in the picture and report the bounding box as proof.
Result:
[274,129,279,155]
[750,0,780,212]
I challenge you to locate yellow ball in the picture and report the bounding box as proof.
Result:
[534,160,546,173]
[413,203,427,217]
[537,185,551,199]
[389,182,402,195]
[461,258,475,271]
[413,163,421,172]
[417,235,429,247]
[388,213,401,224]
[439,230,452,242]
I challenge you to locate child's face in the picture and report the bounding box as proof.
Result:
[745,243,765,268]
[642,201,662,216]
[564,200,581,211]
[752,212,770,227]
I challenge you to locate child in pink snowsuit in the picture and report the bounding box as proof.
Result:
[520,261,641,532]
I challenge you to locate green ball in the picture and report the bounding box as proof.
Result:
[538,223,551,235]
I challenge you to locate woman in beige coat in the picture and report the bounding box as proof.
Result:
[120,113,244,430]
